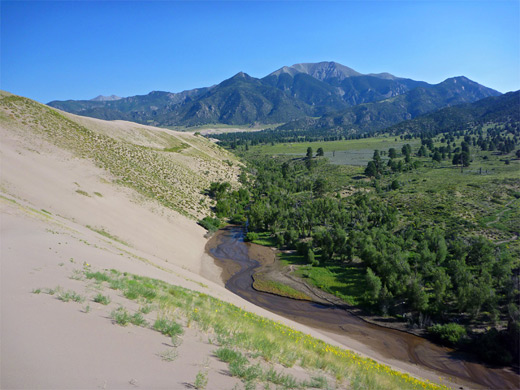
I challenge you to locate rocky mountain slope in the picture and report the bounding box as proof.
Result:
[47,62,500,129]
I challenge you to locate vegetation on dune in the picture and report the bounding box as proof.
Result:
[78,268,447,390]
[0,94,240,219]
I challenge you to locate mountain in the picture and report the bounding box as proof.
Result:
[48,87,211,126]
[265,61,430,108]
[277,76,501,133]
[47,62,501,129]
[386,90,520,136]
[91,94,122,101]
[269,61,363,81]
[160,72,312,126]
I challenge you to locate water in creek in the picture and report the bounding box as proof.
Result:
[207,226,519,389]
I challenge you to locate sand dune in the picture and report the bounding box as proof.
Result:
[1,93,458,389]
[0,95,342,388]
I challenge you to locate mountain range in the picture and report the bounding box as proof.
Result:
[47,61,501,132]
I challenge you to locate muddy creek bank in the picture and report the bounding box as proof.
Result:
[206,226,519,389]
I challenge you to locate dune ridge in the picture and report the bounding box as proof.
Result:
[1,92,454,389]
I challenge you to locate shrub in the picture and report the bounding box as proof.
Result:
[244,232,259,242]
[198,216,221,232]
[428,323,466,346]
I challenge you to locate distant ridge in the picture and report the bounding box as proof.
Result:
[91,95,122,101]
[48,61,501,130]
[269,61,363,81]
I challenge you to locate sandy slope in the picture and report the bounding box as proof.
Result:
[0,95,460,389]
[0,101,339,389]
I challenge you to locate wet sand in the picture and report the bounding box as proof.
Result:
[206,226,520,390]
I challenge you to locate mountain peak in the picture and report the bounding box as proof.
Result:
[232,71,250,79]
[91,95,122,102]
[270,61,363,81]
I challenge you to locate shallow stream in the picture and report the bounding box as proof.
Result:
[207,226,519,389]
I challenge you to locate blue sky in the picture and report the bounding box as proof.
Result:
[2,1,519,103]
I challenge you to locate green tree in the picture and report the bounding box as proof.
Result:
[306,147,313,159]
[372,150,381,170]
[306,248,318,266]
[365,268,382,304]
[316,147,324,157]
[388,148,397,159]
[365,161,378,177]
[312,178,328,197]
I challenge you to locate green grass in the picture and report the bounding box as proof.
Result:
[194,369,209,389]
[153,317,183,337]
[252,275,312,301]
[111,306,131,325]
[251,232,277,247]
[80,267,447,390]
[249,136,421,166]
[275,251,366,306]
[163,143,189,153]
[93,293,111,305]
[56,289,85,303]
[295,265,366,306]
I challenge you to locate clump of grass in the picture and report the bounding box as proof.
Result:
[264,367,298,388]
[110,307,147,327]
[194,369,208,389]
[111,307,131,326]
[85,271,112,283]
[215,348,248,365]
[76,189,90,197]
[69,269,84,280]
[93,192,103,197]
[93,293,111,305]
[229,360,262,382]
[153,317,183,337]
[139,304,153,314]
[302,376,329,389]
[123,280,157,301]
[158,349,178,362]
[31,288,41,294]
[57,289,85,303]
[129,312,148,327]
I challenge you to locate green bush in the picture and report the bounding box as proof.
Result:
[244,232,259,242]
[428,323,466,346]
[198,216,221,232]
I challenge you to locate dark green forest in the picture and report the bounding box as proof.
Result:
[201,118,520,365]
